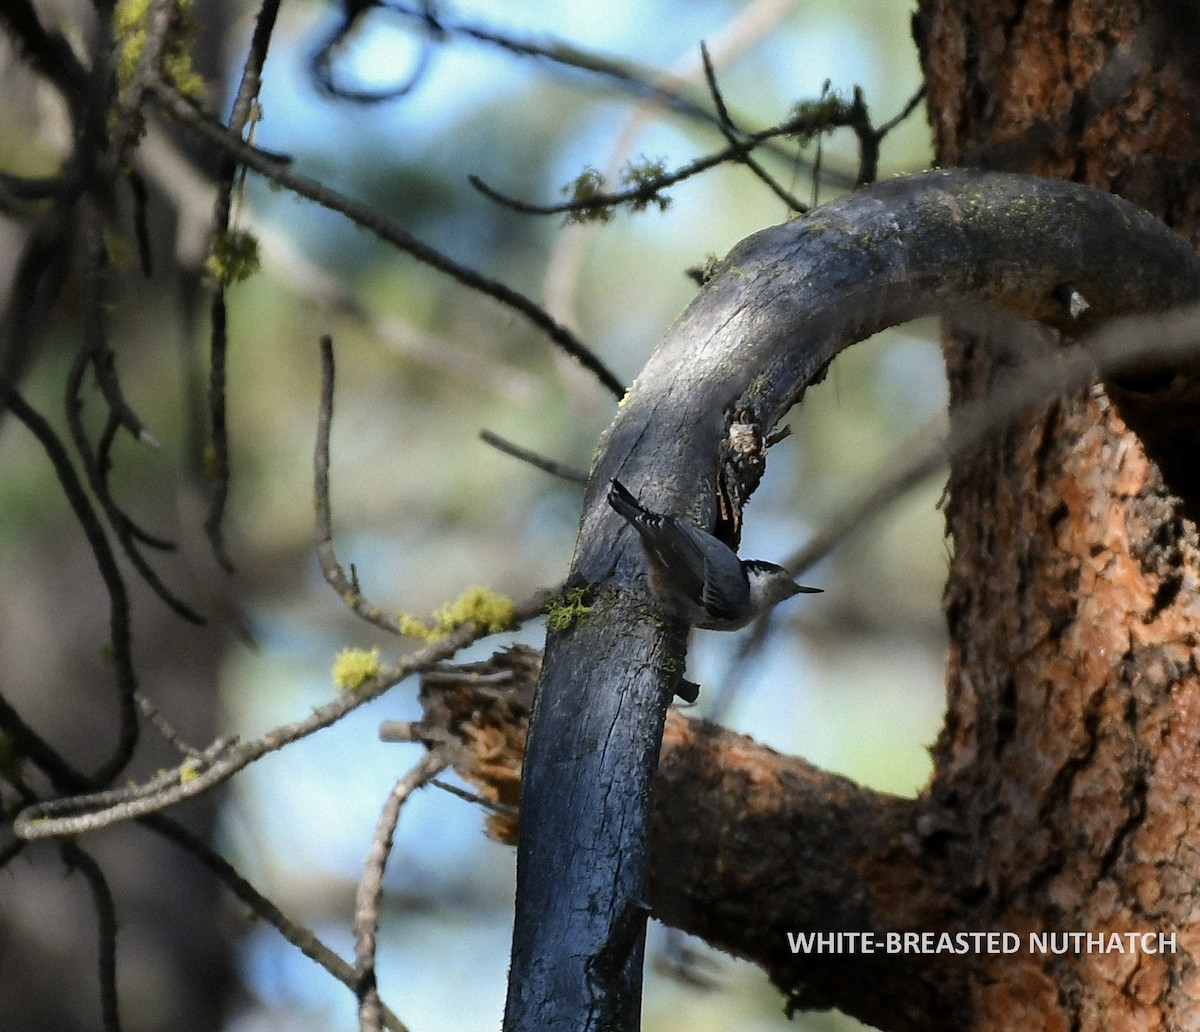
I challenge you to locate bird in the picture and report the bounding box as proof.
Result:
[607,478,820,631]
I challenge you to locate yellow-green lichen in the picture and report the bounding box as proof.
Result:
[788,91,852,147]
[397,586,516,642]
[545,585,592,631]
[113,0,205,99]
[114,0,153,88]
[620,155,671,213]
[562,165,612,224]
[205,229,260,286]
[332,646,381,692]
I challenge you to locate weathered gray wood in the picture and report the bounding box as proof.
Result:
[503,169,1200,1032]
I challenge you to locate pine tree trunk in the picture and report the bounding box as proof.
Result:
[916,2,1200,1026]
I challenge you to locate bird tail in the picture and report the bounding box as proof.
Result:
[607,478,649,525]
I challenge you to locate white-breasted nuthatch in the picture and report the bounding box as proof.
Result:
[608,478,820,630]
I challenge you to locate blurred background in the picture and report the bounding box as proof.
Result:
[0,0,940,1029]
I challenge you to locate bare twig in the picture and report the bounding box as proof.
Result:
[311,1,435,102]
[0,0,90,118]
[354,752,448,1032]
[150,81,626,399]
[66,206,204,624]
[203,0,284,573]
[203,292,235,570]
[146,813,412,1032]
[875,83,927,139]
[377,0,722,126]
[479,429,588,484]
[135,693,203,759]
[4,390,139,785]
[0,687,91,794]
[699,42,806,212]
[12,586,550,839]
[314,336,407,635]
[788,306,1200,578]
[470,85,888,223]
[61,843,122,1032]
[431,777,521,820]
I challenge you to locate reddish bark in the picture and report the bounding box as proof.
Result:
[915,2,1200,1027]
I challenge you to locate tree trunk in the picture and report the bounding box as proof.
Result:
[914,1,1200,1027]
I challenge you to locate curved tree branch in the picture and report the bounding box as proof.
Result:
[504,168,1200,1032]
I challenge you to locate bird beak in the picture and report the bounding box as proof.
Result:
[787,581,823,598]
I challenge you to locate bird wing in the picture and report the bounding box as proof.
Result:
[638,514,709,602]
[699,539,750,620]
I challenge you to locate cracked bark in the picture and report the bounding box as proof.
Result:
[913,2,1200,1029]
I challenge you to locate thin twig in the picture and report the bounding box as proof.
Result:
[0,689,92,794]
[699,42,806,212]
[5,391,139,785]
[12,589,551,839]
[479,429,588,483]
[0,0,90,118]
[146,812,412,1032]
[62,843,122,1032]
[135,692,203,759]
[150,81,626,400]
[314,336,407,635]
[378,720,418,743]
[431,777,519,819]
[381,0,724,127]
[311,1,435,102]
[354,752,448,1032]
[203,0,284,573]
[66,206,204,624]
[227,0,283,136]
[874,83,927,139]
[203,288,235,571]
[380,0,839,182]
[469,92,875,222]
